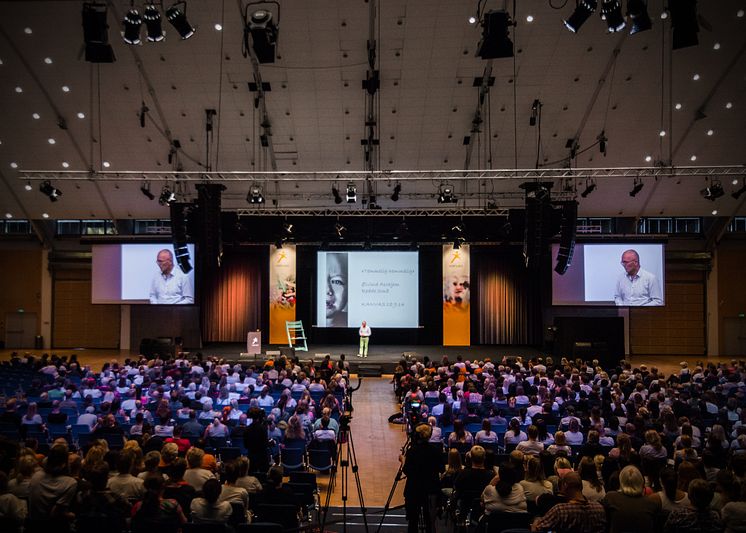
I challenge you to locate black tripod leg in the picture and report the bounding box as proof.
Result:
[346,431,369,532]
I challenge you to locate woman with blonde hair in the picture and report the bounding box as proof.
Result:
[547,456,573,493]
[603,465,661,533]
[639,429,667,461]
[547,431,571,456]
[519,455,552,503]
[8,454,39,498]
[440,449,463,497]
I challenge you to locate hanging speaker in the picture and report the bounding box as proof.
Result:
[195,183,226,270]
[554,201,578,275]
[169,202,193,274]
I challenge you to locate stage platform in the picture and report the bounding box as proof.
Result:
[198,343,541,375]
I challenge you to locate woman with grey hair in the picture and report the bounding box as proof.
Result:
[602,465,661,533]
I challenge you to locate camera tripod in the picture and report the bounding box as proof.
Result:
[320,417,369,533]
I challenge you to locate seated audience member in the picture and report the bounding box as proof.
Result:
[162,458,196,514]
[721,479,746,533]
[427,416,443,443]
[203,417,229,440]
[190,478,232,523]
[218,460,250,513]
[448,419,474,447]
[603,465,661,533]
[47,401,68,425]
[234,457,263,494]
[22,402,43,426]
[547,456,574,494]
[28,444,78,526]
[564,418,584,445]
[107,451,145,500]
[131,475,187,532]
[8,454,38,498]
[516,425,544,456]
[519,456,552,504]
[180,411,204,440]
[474,419,499,445]
[440,449,463,498]
[454,446,494,501]
[183,447,215,491]
[578,456,605,502]
[75,462,131,532]
[138,451,163,480]
[531,472,606,533]
[260,466,298,507]
[505,418,528,446]
[0,471,27,533]
[547,431,572,456]
[663,478,722,533]
[77,406,98,429]
[482,462,526,515]
[639,429,668,461]
[648,467,690,513]
[165,426,191,455]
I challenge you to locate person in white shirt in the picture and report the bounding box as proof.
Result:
[358,320,371,358]
[149,249,194,304]
[614,249,663,306]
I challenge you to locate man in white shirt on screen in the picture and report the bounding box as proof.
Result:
[149,249,194,304]
[614,249,663,306]
[358,320,371,358]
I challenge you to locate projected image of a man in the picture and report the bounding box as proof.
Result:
[614,249,662,306]
[149,248,194,304]
[325,252,348,326]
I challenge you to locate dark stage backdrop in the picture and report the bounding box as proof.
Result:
[473,247,543,346]
[201,248,265,342]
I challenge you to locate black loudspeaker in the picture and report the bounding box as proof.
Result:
[477,10,514,59]
[170,202,193,274]
[554,201,578,275]
[196,183,226,271]
[521,182,553,269]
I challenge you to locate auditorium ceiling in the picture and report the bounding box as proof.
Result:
[0,0,744,222]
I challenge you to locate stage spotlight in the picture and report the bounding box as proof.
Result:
[564,0,597,33]
[166,2,195,39]
[701,179,724,201]
[283,222,294,235]
[346,183,357,203]
[670,0,699,50]
[732,178,746,200]
[527,185,550,201]
[334,222,347,239]
[629,177,644,197]
[332,184,343,204]
[158,185,176,206]
[247,9,278,63]
[39,181,62,202]
[143,4,165,42]
[453,236,466,250]
[627,0,652,34]
[122,8,143,44]
[600,0,626,32]
[247,185,264,204]
[391,183,401,201]
[476,10,514,59]
[580,179,596,198]
[140,181,155,200]
[438,184,457,203]
[82,2,115,63]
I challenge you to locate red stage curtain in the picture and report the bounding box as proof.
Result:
[477,254,537,345]
[202,255,261,342]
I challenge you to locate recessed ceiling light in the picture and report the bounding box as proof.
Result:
[733,178,740,186]
[24,183,32,191]
[468,16,477,24]
[713,42,721,50]
[738,9,745,18]
[23,27,32,35]
[214,23,223,31]
[5,213,12,219]
[0,58,4,65]
[77,112,85,119]
[61,162,69,168]
[10,162,18,169]
[690,155,697,161]
[61,85,70,92]
[14,86,22,93]
[712,209,718,215]
[674,103,682,110]
[692,73,700,81]
[707,129,714,136]
[725,102,733,109]
[660,11,669,19]
[102,161,111,168]
[32,113,40,119]
[645,155,652,162]
[659,130,666,137]
[48,138,56,144]
[42,213,50,219]
[526,15,534,22]
[44,57,53,64]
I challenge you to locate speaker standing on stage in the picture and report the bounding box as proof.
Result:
[358,320,371,358]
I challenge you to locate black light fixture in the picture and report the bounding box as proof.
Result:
[274,238,284,249]
[346,183,357,203]
[283,221,294,235]
[627,0,652,34]
[438,184,457,204]
[391,182,401,201]
[143,3,165,42]
[476,10,514,59]
[122,8,143,44]
[529,99,541,126]
[600,0,626,32]
[158,185,176,205]
[140,181,155,200]
[82,3,115,63]
[332,184,343,204]
[247,185,264,204]
[629,177,644,197]
[334,221,347,240]
[166,1,195,39]
[246,7,279,63]
[701,178,724,201]
[564,0,597,33]
[580,178,596,198]
[732,178,746,200]
[670,0,699,50]
[39,180,62,202]
[598,131,607,155]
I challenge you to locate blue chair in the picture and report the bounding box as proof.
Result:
[280,446,306,474]
[307,446,334,473]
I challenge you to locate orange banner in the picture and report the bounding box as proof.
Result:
[269,244,296,344]
[443,244,470,346]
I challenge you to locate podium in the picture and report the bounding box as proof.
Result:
[247,331,261,355]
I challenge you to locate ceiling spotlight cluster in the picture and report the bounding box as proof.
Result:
[247,185,265,204]
[346,183,357,203]
[39,180,62,202]
[438,184,457,204]
[122,1,195,46]
[244,5,280,64]
[158,185,176,206]
[564,0,651,35]
[701,179,724,201]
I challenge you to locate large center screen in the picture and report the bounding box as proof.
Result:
[552,243,665,306]
[92,243,196,305]
[316,251,419,328]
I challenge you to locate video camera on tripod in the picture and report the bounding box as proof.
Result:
[404,392,425,433]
